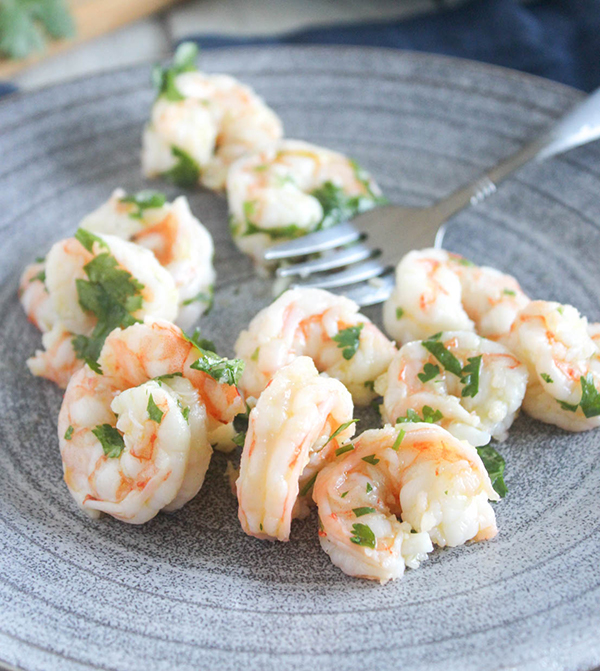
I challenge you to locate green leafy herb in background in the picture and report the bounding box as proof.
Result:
[0,0,74,60]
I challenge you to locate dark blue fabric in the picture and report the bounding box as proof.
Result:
[184,0,600,92]
[0,82,16,98]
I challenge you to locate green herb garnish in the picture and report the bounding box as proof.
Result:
[392,428,405,451]
[152,41,198,101]
[350,523,376,549]
[232,432,246,448]
[363,380,375,392]
[503,288,516,297]
[460,355,482,398]
[299,472,318,497]
[333,324,364,360]
[396,408,422,424]
[64,425,74,440]
[182,285,214,313]
[476,445,508,498]
[182,327,217,353]
[147,394,164,424]
[190,350,244,386]
[335,444,354,457]
[558,400,579,412]
[163,146,200,187]
[153,372,184,386]
[418,363,440,384]
[353,507,375,518]
[92,424,125,458]
[324,419,358,447]
[340,491,349,498]
[579,374,600,418]
[182,406,190,423]
[75,228,108,253]
[30,269,46,284]
[310,180,383,230]
[119,190,166,219]
[541,373,554,384]
[396,307,404,320]
[422,332,463,377]
[362,454,380,465]
[366,482,373,493]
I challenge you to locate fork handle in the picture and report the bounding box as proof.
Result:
[434,86,600,222]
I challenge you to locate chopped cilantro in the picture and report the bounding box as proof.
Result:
[182,406,190,423]
[232,432,246,447]
[75,228,107,253]
[299,472,318,497]
[335,444,354,457]
[30,269,46,284]
[392,428,405,451]
[163,146,200,187]
[503,288,516,297]
[71,236,144,370]
[362,454,380,465]
[147,394,164,424]
[324,419,358,447]
[153,372,184,386]
[396,307,404,320]
[460,355,482,398]
[579,374,600,418]
[363,380,375,392]
[476,445,508,498]
[182,285,214,313]
[396,408,422,424]
[333,324,364,360]
[455,256,475,267]
[541,373,554,384]
[422,332,463,377]
[243,221,307,240]
[190,350,244,386]
[64,425,74,440]
[350,523,376,549]
[92,424,125,458]
[341,491,349,498]
[557,306,564,315]
[422,405,443,423]
[558,400,579,412]
[418,362,440,384]
[310,180,383,230]
[182,327,217,353]
[152,41,198,101]
[353,507,375,517]
[251,347,260,362]
[119,190,166,219]
[366,482,373,493]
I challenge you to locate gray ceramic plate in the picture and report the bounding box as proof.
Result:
[1,46,600,671]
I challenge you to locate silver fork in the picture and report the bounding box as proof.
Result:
[264,86,600,306]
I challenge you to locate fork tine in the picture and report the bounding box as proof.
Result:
[276,243,374,278]
[333,271,395,307]
[263,222,360,261]
[290,259,389,290]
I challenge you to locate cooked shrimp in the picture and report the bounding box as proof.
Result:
[57,318,245,521]
[507,300,600,431]
[81,189,215,329]
[236,357,355,541]
[313,423,498,583]
[375,331,528,447]
[142,43,283,191]
[234,288,397,405]
[26,232,178,387]
[383,248,529,345]
[19,260,57,333]
[227,139,383,265]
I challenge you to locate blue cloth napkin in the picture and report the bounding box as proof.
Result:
[186,0,600,92]
[0,82,16,97]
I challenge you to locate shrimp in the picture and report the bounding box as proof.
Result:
[80,189,215,330]
[142,43,283,191]
[227,139,383,266]
[375,331,528,447]
[57,318,245,521]
[26,232,178,387]
[234,288,397,405]
[383,248,530,345]
[236,357,355,541]
[313,423,498,583]
[506,300,600,431]
[18,259,57,333]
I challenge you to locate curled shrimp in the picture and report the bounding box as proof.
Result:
[313,423,498,583]
[375,331,528,446]
[234,288,397,405]
[142,44,283,191]
[227,139,383,266]
[25,232,178,388]
[236,356,355,541]
[57,318,245,521]
[81,189,215,330]
[383,248,530,345]
[507,300,600,431]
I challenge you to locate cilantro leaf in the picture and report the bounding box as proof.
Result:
[353,507,375,517]
[310,180,384,230]
[333,324,364,360]
[75,228,108,253]
[181,327,217,353]
[558,400,579,412]
[71,249,144,370]
[30,269,46,284]
[422,332,463,377]
[366,482,373,493]
[324,419,358,447]
[350,523,376,549]
[476,445,508,498]
[541,373,554,384]
[396,408,422,424]
[152,41,198,101]
[190,350,244,386]
[396,307,404,320]
[92,424,125,458]
[153,372,183,386]
[64,425,74,440]
[503,288,516,296]
[418,363,440,383]
[579,374,600,418]
[163,147,200,187]
[362,454,380,465]
[422,406,443,423]
[147,394,164,424]
[119,190,166,219]
[232,431,246,448]
[461,355,482,398]
[243,220,307,240]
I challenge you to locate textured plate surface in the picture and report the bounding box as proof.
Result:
[1,46,600,671]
